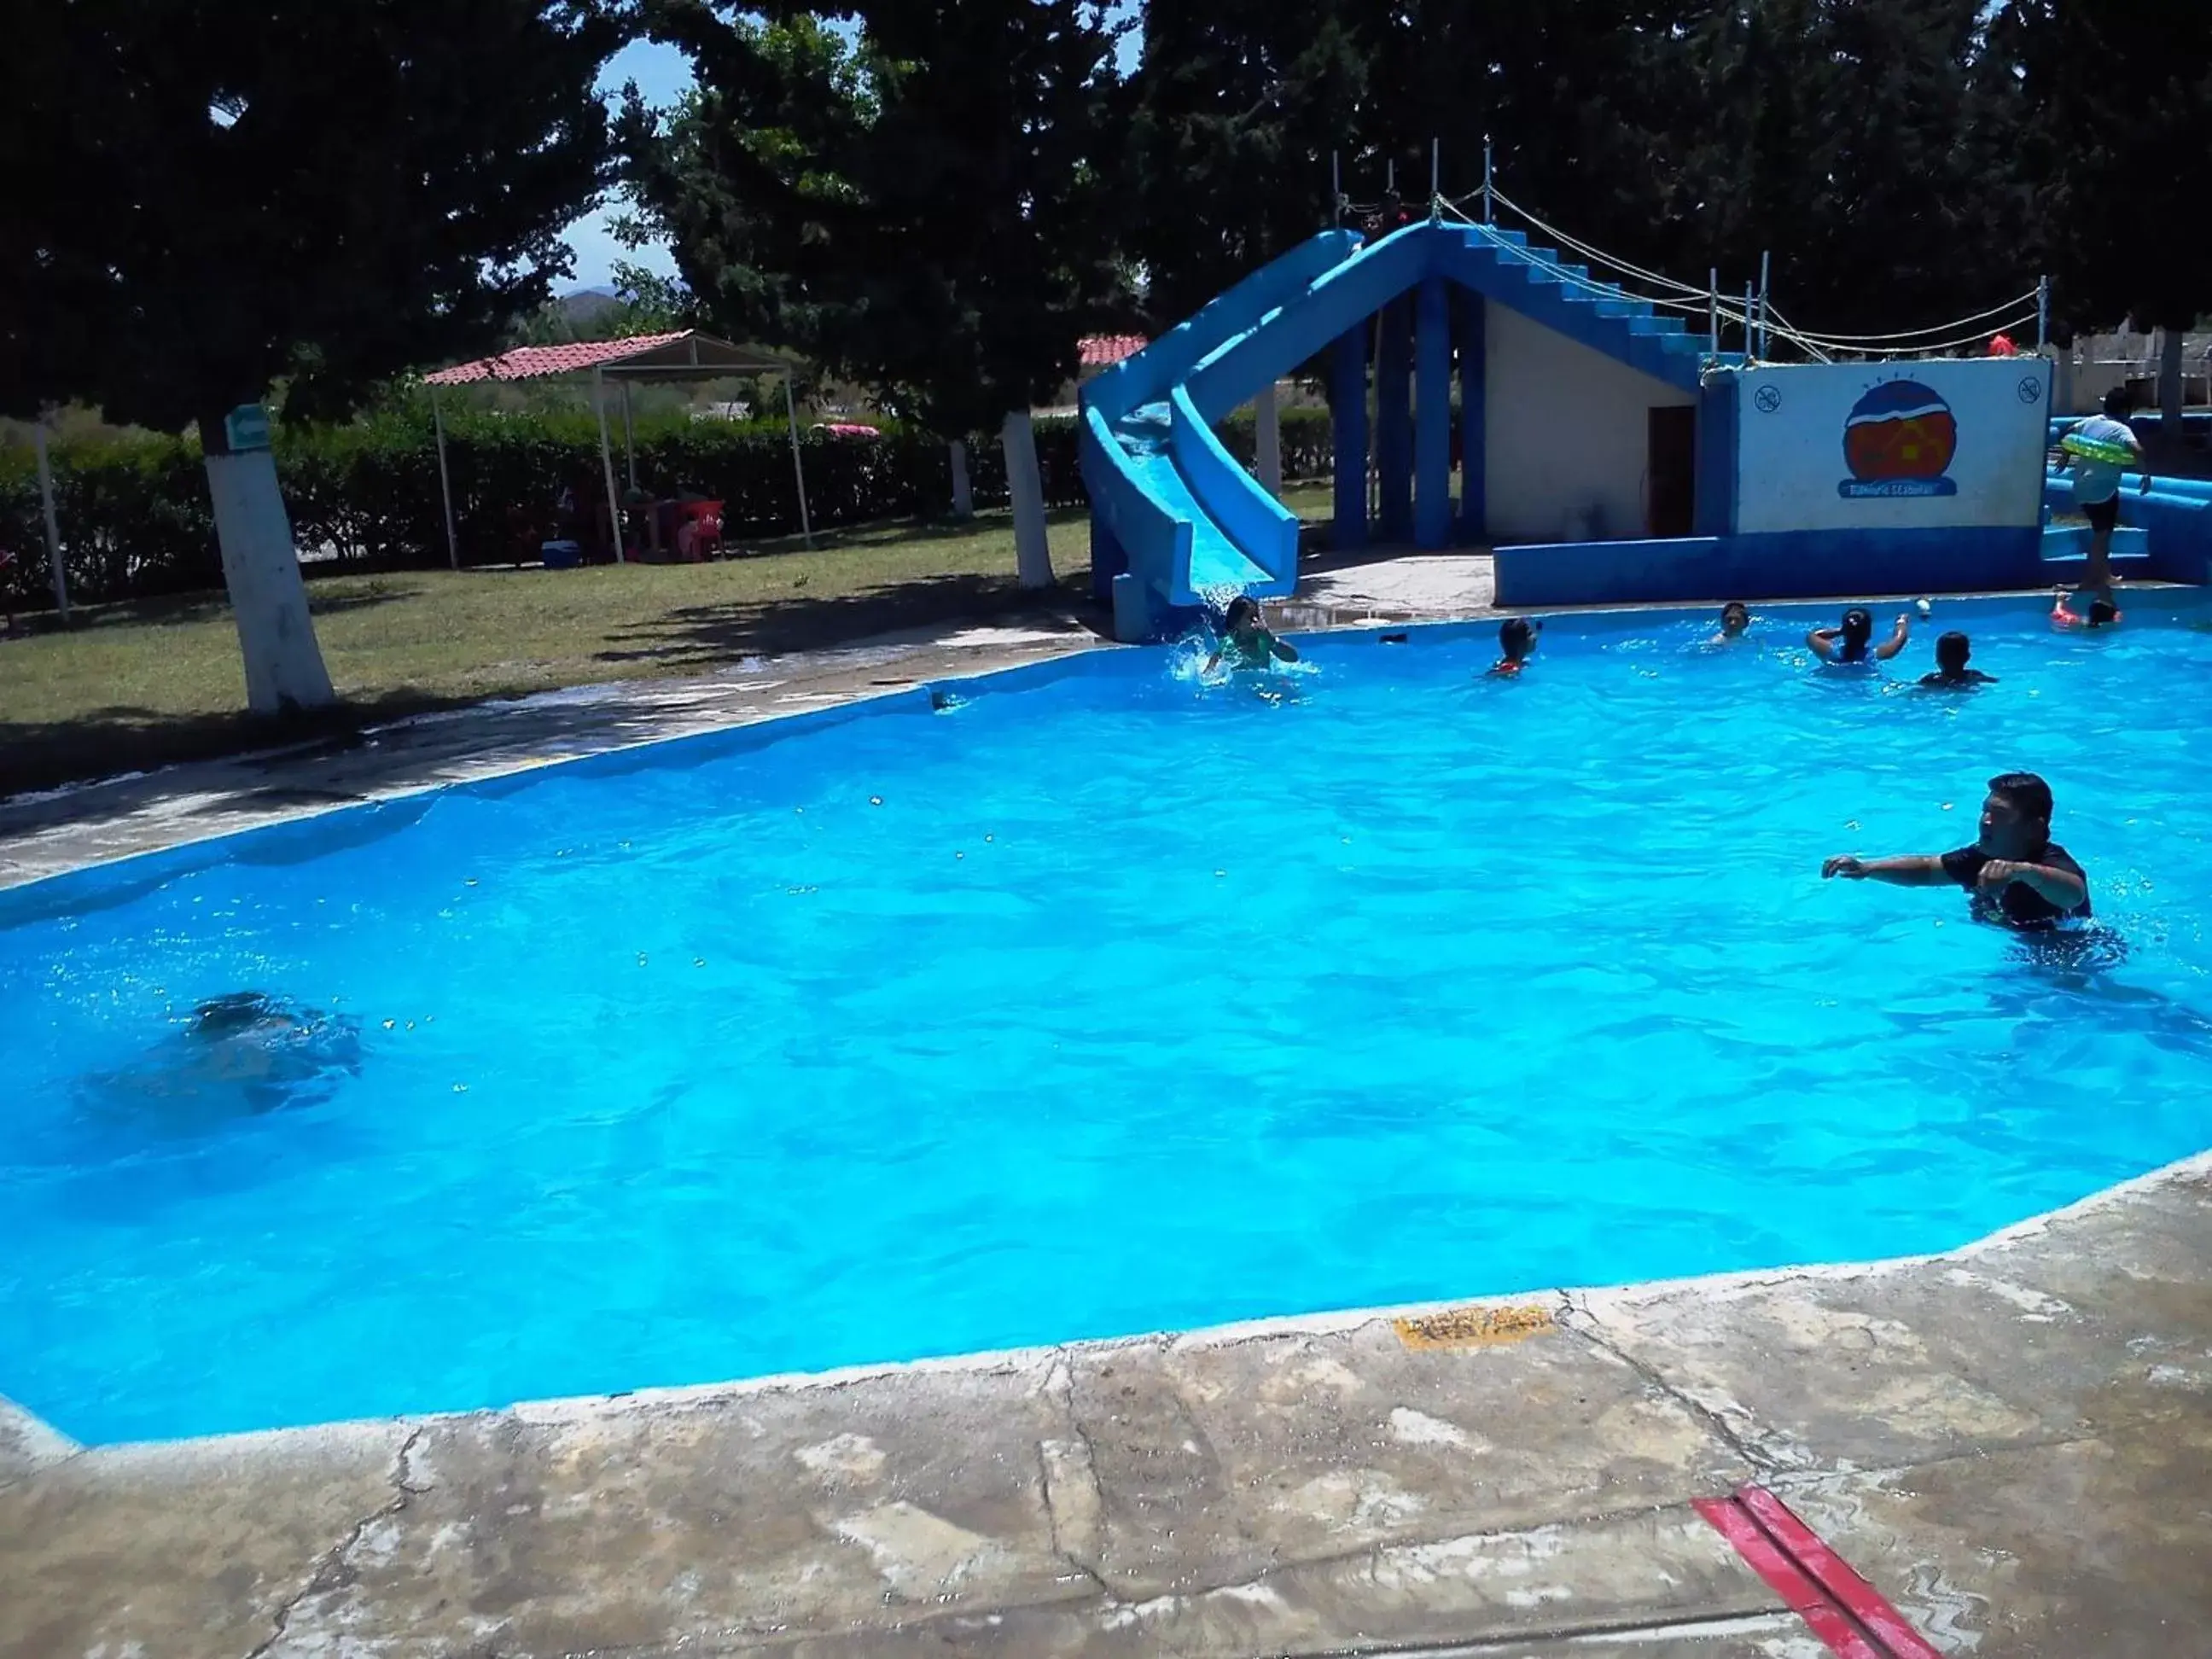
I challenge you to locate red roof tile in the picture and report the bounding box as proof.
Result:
[424,331,696,386]
[1080,335,1148,369]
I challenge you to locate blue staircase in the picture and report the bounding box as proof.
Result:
[1080,220,1739,636]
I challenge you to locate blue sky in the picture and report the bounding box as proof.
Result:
[562,39,692,290]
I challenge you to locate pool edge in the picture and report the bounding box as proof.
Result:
[32,1141,2211,1457]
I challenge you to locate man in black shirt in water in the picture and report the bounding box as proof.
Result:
[1821,771,2091,928]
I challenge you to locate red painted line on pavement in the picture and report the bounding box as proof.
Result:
[1693,1494,1887,1659]
[1737,1484,1945,1659]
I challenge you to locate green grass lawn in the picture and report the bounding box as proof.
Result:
[1,483,1338,796]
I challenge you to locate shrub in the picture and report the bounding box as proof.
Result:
[0,394,1337,610]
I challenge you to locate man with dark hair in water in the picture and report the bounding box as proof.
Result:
[1489,615,1540,676]
[1821,771,2091,928]
[1919,631,1997,690]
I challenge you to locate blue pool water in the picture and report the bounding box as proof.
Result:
[7,594,2212,1444]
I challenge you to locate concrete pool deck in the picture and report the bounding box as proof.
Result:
[6,1155,2212,1656]
[6,558,2212,1656]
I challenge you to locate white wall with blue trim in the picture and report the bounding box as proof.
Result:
[1485,306,1693,545]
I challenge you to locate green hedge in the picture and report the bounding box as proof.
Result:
[0,399,1335,611]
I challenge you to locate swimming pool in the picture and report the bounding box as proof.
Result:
[6,592,2212,1444]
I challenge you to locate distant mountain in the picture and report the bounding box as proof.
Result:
[557,288,620,326]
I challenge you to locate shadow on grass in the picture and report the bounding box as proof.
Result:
[6,580,422,637]
[595,569,1103,668]
[2,564,1109,804]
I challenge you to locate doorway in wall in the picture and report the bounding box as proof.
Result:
[1646,405,1696,538]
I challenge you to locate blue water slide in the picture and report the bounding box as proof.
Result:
[1080,218,1730,636]
[1080,230,1362,615]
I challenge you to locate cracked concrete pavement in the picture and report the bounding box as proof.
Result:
[5,1154,2212,1656]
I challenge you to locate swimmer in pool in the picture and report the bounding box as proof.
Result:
[2051,587,2121,630]
[1820,771,2091,929]
[1206,596,1299,672]
[1918,630,1998,690]
[1489,615,1541,676]
[1711,601,1751,645]
[1807,605,1910,665]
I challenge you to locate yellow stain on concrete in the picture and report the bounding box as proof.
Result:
[1392,1303,1557,1351]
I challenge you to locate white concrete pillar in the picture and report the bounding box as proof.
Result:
[1254,381,1283,497]
[1002,410,1053,589]
[201,421,335,713]
[949,438,974,519]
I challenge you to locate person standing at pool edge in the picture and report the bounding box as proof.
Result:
[1821,771,2091,928]
[2063,387,2151,606]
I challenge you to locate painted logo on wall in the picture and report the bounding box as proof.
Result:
[1839,379,1958,499]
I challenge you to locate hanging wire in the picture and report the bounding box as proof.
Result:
[1767,289,2044,346]
[1487,189,1713,300]
[1761,306,1832,364]
[1452,184,2045,357]
[1439,199,1733,319]
[1786,310,2042,359]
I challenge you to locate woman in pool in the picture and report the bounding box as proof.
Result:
[1710,601,1751,644]
[1807,606,1910,666]
[1206,597,1299,672]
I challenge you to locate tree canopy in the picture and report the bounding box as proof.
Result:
[0,0,626,430]
[624,0,1129,439]
[1118,0,2209,350]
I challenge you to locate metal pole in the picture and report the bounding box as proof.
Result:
[2037,275,2051,351]
[620,378,637,491]
[1331,150,1341,226]
[1757,249,1771,358]
[1429,137,1441,218]
[1743,283,1755,360]
[430,385,460,571]
[594,366,625,562]
[32,417,68,618]
[1482,134,1494,224]
[1708,268,1720,354]
[782,372,813,547]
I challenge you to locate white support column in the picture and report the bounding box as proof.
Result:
[949,439,974,518]
[783,374,813,545]
[1254,381,1283,497]
[1003,409,1053,589]
[32,417,69,618]
[202,421,335,713]
[430,385,460,571]
[620,378,638,491]
[595,368,624,562]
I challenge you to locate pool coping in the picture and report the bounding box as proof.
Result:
[12,1140,2207,1462]
[9,1144,2212,1656]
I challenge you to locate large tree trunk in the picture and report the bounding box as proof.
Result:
[200,412,335,714]
[949,438,974,519]
[1254,380,1283,497]
[2158,327,2186,433]
[1002,410,1053,589]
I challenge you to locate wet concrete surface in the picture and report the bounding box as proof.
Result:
[4,1157,2211,1656]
